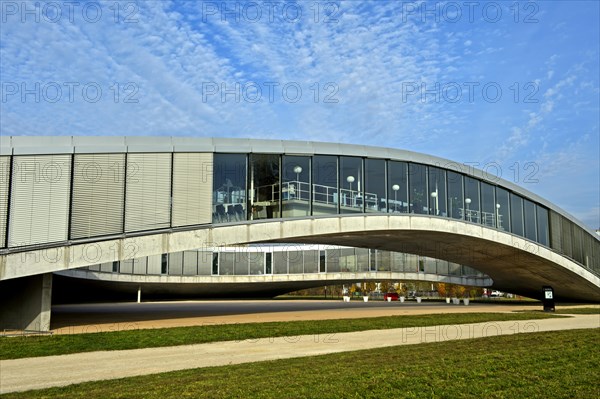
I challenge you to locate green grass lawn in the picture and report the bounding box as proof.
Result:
[0,312,563,360]
[3,329,598,399]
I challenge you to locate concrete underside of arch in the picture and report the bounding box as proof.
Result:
[1,215,599,303]
[51,269,492,302]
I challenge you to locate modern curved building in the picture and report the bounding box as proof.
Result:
[0,136,599,331]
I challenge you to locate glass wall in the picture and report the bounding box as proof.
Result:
[282,156,310,218]
[409,163,428,214]
[288,251,303,274]
[365,159,386,213]
[95,247,489,279]
[339,157,364,213]
[248,251,264,275]
[464,177,480,223]
[213,153,247,223]
[312,155,338,215]
[339,248,357,272]
[376,251,391,271]
[387,161,408,213]
[480,182,496,227]
[495,187,510,231]
[249,154,280,220]
[356,248,369,272]
[447,171,463,220]
[326,248,341,272]
[428,167,447,216]
[510,193,524,237]
[304,250,319,273]
[234,252,249,275]
[523,199,537,242]
[536,205,549,246]
[206,152,600,265]
[220,252,235,275]
[273,251,288,274]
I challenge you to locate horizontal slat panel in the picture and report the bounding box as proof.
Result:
[0,156,9,247]
[172,153,213,227]
[125,153,172,233]
[71,153,125,239]
[8,155,71,247]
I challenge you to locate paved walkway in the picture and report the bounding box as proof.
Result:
[1,314,598,394]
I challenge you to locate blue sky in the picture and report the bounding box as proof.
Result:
[1,1,598,228]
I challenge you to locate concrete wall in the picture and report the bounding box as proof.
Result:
[0,273,52,331]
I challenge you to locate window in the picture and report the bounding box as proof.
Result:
[495,187,510,231]
[265,252,273,274]
[319,250,326,272]
[365,159,386,213]
[387,161,408,213]
[161,254,168,274]
[523,199,537,241]
[213,153,247,224]
[428,167,447,216]
[312,156,338,215]
[447,171,464,220]
[510,193,524,237]
[480,182,496,227]
[339,157,363,213]
[212,253,219,275]
[409,163,428,214]
[282,156,310,217]
[249,154,280,220]
[464,177,480,223]
[536,205,550,246]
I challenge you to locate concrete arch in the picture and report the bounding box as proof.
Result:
[2,214,598,301]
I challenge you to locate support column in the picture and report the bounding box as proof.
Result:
[0,273,53,332]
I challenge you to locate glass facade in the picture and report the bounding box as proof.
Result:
[209,151,598,271]
[510,193,524,237]
[91,247,490,280]
[365,159,386,213]
[495,187,510,231]
[536,205,550,246]
[312,155,338,215]
[428,167,447,216]
[387,161,408,213]
[447,171,464,220]
[464,177,480,223]
[523,199,537,242]
[409,163,428,214]
[213,153,247,223]
[249,154,280,220]
[339,157,363,214]
[282,156,310,218]
[480,182,496,227]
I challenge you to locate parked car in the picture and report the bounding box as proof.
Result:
[490,290,504,297]
[383,292,399,301]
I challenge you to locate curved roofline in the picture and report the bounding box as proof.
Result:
[2,135,597,239]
